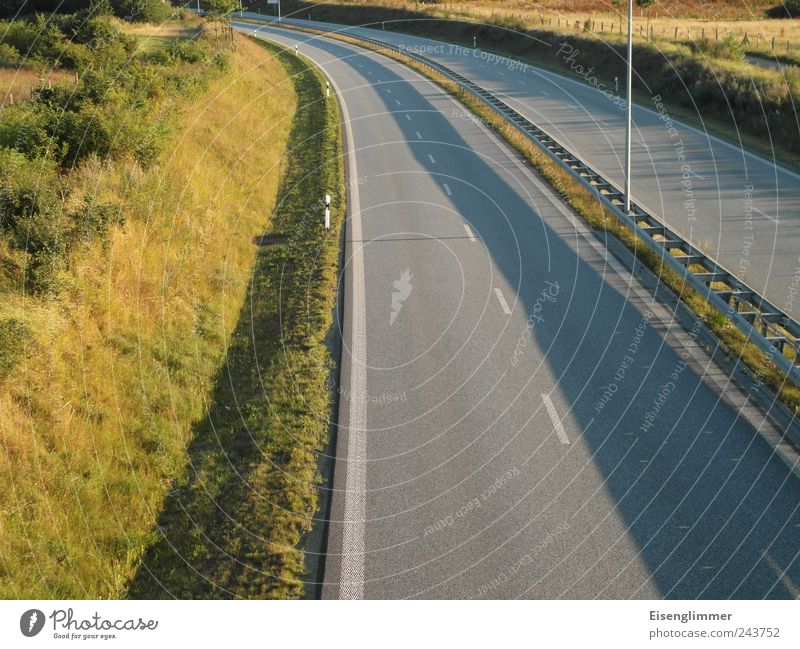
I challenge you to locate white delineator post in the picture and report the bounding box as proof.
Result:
[325,193,331,229]
[624,0,633,214]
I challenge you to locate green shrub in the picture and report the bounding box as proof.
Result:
[69,194,124,246]
[0,318,30,379]
[0,105,53,160]
[0,43,22,67]
[691,34,745,62]
[111,0,174,23]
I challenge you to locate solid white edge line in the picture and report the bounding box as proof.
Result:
[542,393,570,445]
[241,24,369,600]
[320,66,368,601]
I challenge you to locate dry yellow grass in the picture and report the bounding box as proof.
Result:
[323,1,800,51]
[0,67,75,106]
[0,33,298,598]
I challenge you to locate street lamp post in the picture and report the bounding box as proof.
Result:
[624,0,633,214]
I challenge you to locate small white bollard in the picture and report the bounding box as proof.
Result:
[295,44,298,55]
[325,193,331,229]
[326,81,330,97]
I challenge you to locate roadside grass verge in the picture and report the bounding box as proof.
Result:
[0,33,299,598]
[287,24,800,416]
[126,38,344,599]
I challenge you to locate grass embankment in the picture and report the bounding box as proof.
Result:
[272,1,800,166]
[287,24,800,417]
[0,21,340,597]
[127,39,343,599]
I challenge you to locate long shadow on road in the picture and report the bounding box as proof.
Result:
[301,30,800,599]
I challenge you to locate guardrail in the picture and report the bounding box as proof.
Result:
[246,16,800,387]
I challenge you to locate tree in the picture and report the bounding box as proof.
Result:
[206,0,237,21]
[205,0,237,39]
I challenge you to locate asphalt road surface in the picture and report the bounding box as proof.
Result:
[232,21,800,599]
[242,14,800,318]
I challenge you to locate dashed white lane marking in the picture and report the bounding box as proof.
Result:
[335,75,367,601]
[443,183,453,196]
[493,287,512,315]
[753,206,778,224]
[463,224,477,242]
[498,71,505,76]
[569,103,580,110]
[386,88,392,93]
[396,100,402,106]
[762,550,800,598]
[428,153,436,164]
[405,114,412,121]
[416,131,422,139]
[541,90,550,96]
[542,393,570,445]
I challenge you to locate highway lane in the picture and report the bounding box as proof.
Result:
[242,14,800,318]
[233,22,800,599]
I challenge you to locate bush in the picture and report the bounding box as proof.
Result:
[58,11,133,53]
[0,318,30,378]
[0,148,69,288]
[0,43,22,67]
[69,194,124,246]
[111,0,174,23]
[691,34,745,62]
[0,16,92,68]
[0,104,53,159]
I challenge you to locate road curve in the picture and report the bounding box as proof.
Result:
[244,14,800,319]
[232,22,800,600]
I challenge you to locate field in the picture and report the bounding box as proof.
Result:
[273,1,800,53]
[0,67,75,106]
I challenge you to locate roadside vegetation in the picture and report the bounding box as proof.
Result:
[283,22,800,418]
[271,0,800,166]
[0,5,341,598]
[128,38,343,600]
